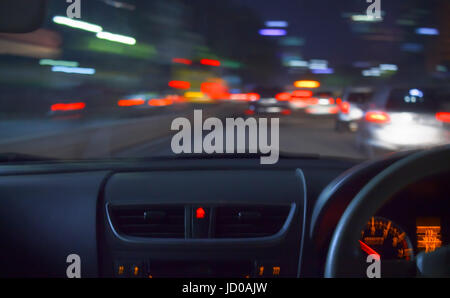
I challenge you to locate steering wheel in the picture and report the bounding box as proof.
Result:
[325,145,450,277]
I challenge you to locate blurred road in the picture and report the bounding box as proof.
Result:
[114,109,366,160]
[0,103,366,160]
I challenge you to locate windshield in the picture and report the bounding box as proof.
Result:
[1,0,449,162]
[347,92,373,104]
[386,88,448,113]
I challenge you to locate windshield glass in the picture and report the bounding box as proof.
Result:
[0,0,449,161]
[386,88,449,113]
[348,92,373,104]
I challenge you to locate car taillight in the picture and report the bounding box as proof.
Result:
[118,98,145,107]
[340,101,350,114]
[281,109,291,115]
[292,90,313,98]
[51,102,86,112]
[329,98,335,105]
[247,93,260,101]
[275,92,291,101]
[306,97,318,105]
[365,111,390,124]
[244,109,255,115]
[436,112,450,123]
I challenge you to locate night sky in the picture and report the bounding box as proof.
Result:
[236,0,435,68]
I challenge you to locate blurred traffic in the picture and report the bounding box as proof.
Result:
[0,0,449,160]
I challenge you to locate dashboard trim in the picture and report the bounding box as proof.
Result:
[105,202,297,247]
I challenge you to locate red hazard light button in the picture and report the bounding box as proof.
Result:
[196,207,206,219]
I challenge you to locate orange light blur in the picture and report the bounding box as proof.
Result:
[329,98,335,105]
[258,266,264,276]
[133,266,139,276]
[436,112,450,123]
[172,58,192,65]
[148,98,173,106]
[272,267,281,276]
[169,80,191,89]
[292,90,313,98]
[201,82,229,100]
[294,80,320,88]
[276,92,292,101]
[184,92,205,99]
[165,94,185,103]
[51,102,86,112]
[247,93,260,101]
[200,59,221,67]
[118,98,145,107]
[365,111,390,123]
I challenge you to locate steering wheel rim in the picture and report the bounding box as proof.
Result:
[325,145,450,277]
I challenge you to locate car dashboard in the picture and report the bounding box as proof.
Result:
[0,153,447,278]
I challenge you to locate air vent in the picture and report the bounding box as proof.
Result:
[109,205,185,238]
[214,205,291,238]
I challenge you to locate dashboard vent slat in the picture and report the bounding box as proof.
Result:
[110,206,185,238]
[214,205,291,238]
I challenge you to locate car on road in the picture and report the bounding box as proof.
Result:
[335,87,374,132]
[1,0,450,282]
[355,86,450,157]
[305,91,339,116]
[117,92,176,117]
[246,87,292,116]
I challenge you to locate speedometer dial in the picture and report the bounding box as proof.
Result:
[360,216,414,261]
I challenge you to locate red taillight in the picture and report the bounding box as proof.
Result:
[172,58,192,65]
[292,90,313,98]
[365,111,390,124]
[247,93,260,101]
[168,80,191,89]
[436,112,450,123]
[244,109,255,115]
[166,95,185,103]
[328,106,339,114]
[200,59,221,67]
[118,98,145,107]
[340,101,350,114]
[281,109,291,115]
[51,102,85,112]
[276,92,291,101]
[329,98,335,105]
[336,97,342,105]
[306,97,318,105]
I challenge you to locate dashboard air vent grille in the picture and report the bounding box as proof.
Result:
[110,206,185,238]
[215,205,291,238]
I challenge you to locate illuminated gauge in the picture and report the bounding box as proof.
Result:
[360,216,414,261]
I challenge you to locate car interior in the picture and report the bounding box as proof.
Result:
[0,147,449,278]
[0,0,449,279]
